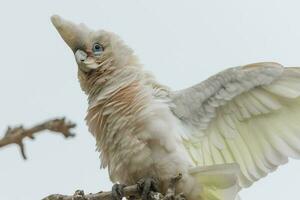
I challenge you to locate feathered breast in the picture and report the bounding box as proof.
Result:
[85,79,152,171]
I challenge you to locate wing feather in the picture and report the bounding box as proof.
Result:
[171,62,300,187]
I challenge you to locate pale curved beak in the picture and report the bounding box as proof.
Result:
[75,49,99,72]
[75,49,88,63]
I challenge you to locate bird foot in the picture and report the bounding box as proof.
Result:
[137,177,159,200]
[112,183,126,200]
[176,193,186,200]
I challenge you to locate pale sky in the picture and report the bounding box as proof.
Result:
[1,0,300,199]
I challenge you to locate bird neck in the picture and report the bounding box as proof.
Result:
[85,63,170,127]
[80,60,169,104]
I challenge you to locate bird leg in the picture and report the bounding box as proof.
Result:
[112,183,126,200]
[137,177,160,200]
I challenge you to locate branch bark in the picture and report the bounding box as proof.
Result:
[0,117,76,159]
[42,174,185,200]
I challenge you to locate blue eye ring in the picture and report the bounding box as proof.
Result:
[92,43,104,54]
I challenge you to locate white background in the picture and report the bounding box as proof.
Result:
[0,0,300,199]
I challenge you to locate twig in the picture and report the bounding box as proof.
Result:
[42,174,184,200]
[0,117,76,159]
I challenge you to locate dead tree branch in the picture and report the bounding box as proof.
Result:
[42,174,185,200]
[0,117,76,159]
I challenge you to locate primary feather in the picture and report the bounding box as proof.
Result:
[51,15,300,200]
[172,64,300,187]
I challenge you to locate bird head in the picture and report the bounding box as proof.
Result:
[51,15,137,93]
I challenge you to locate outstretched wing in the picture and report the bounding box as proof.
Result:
[170,62,300,187]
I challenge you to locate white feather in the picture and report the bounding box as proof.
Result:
[173,64,300,189]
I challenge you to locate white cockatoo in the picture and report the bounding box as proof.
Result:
[51,15,300,200]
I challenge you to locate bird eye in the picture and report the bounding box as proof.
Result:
[92,43,104,55]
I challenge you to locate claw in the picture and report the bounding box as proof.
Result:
[137,177,159,200]
[175,193,186,200]
[112,183,126,200]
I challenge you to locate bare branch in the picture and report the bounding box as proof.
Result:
[42,174,184,200]
[0,117,76,159]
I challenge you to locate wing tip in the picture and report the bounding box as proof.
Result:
[242,62,283,70]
